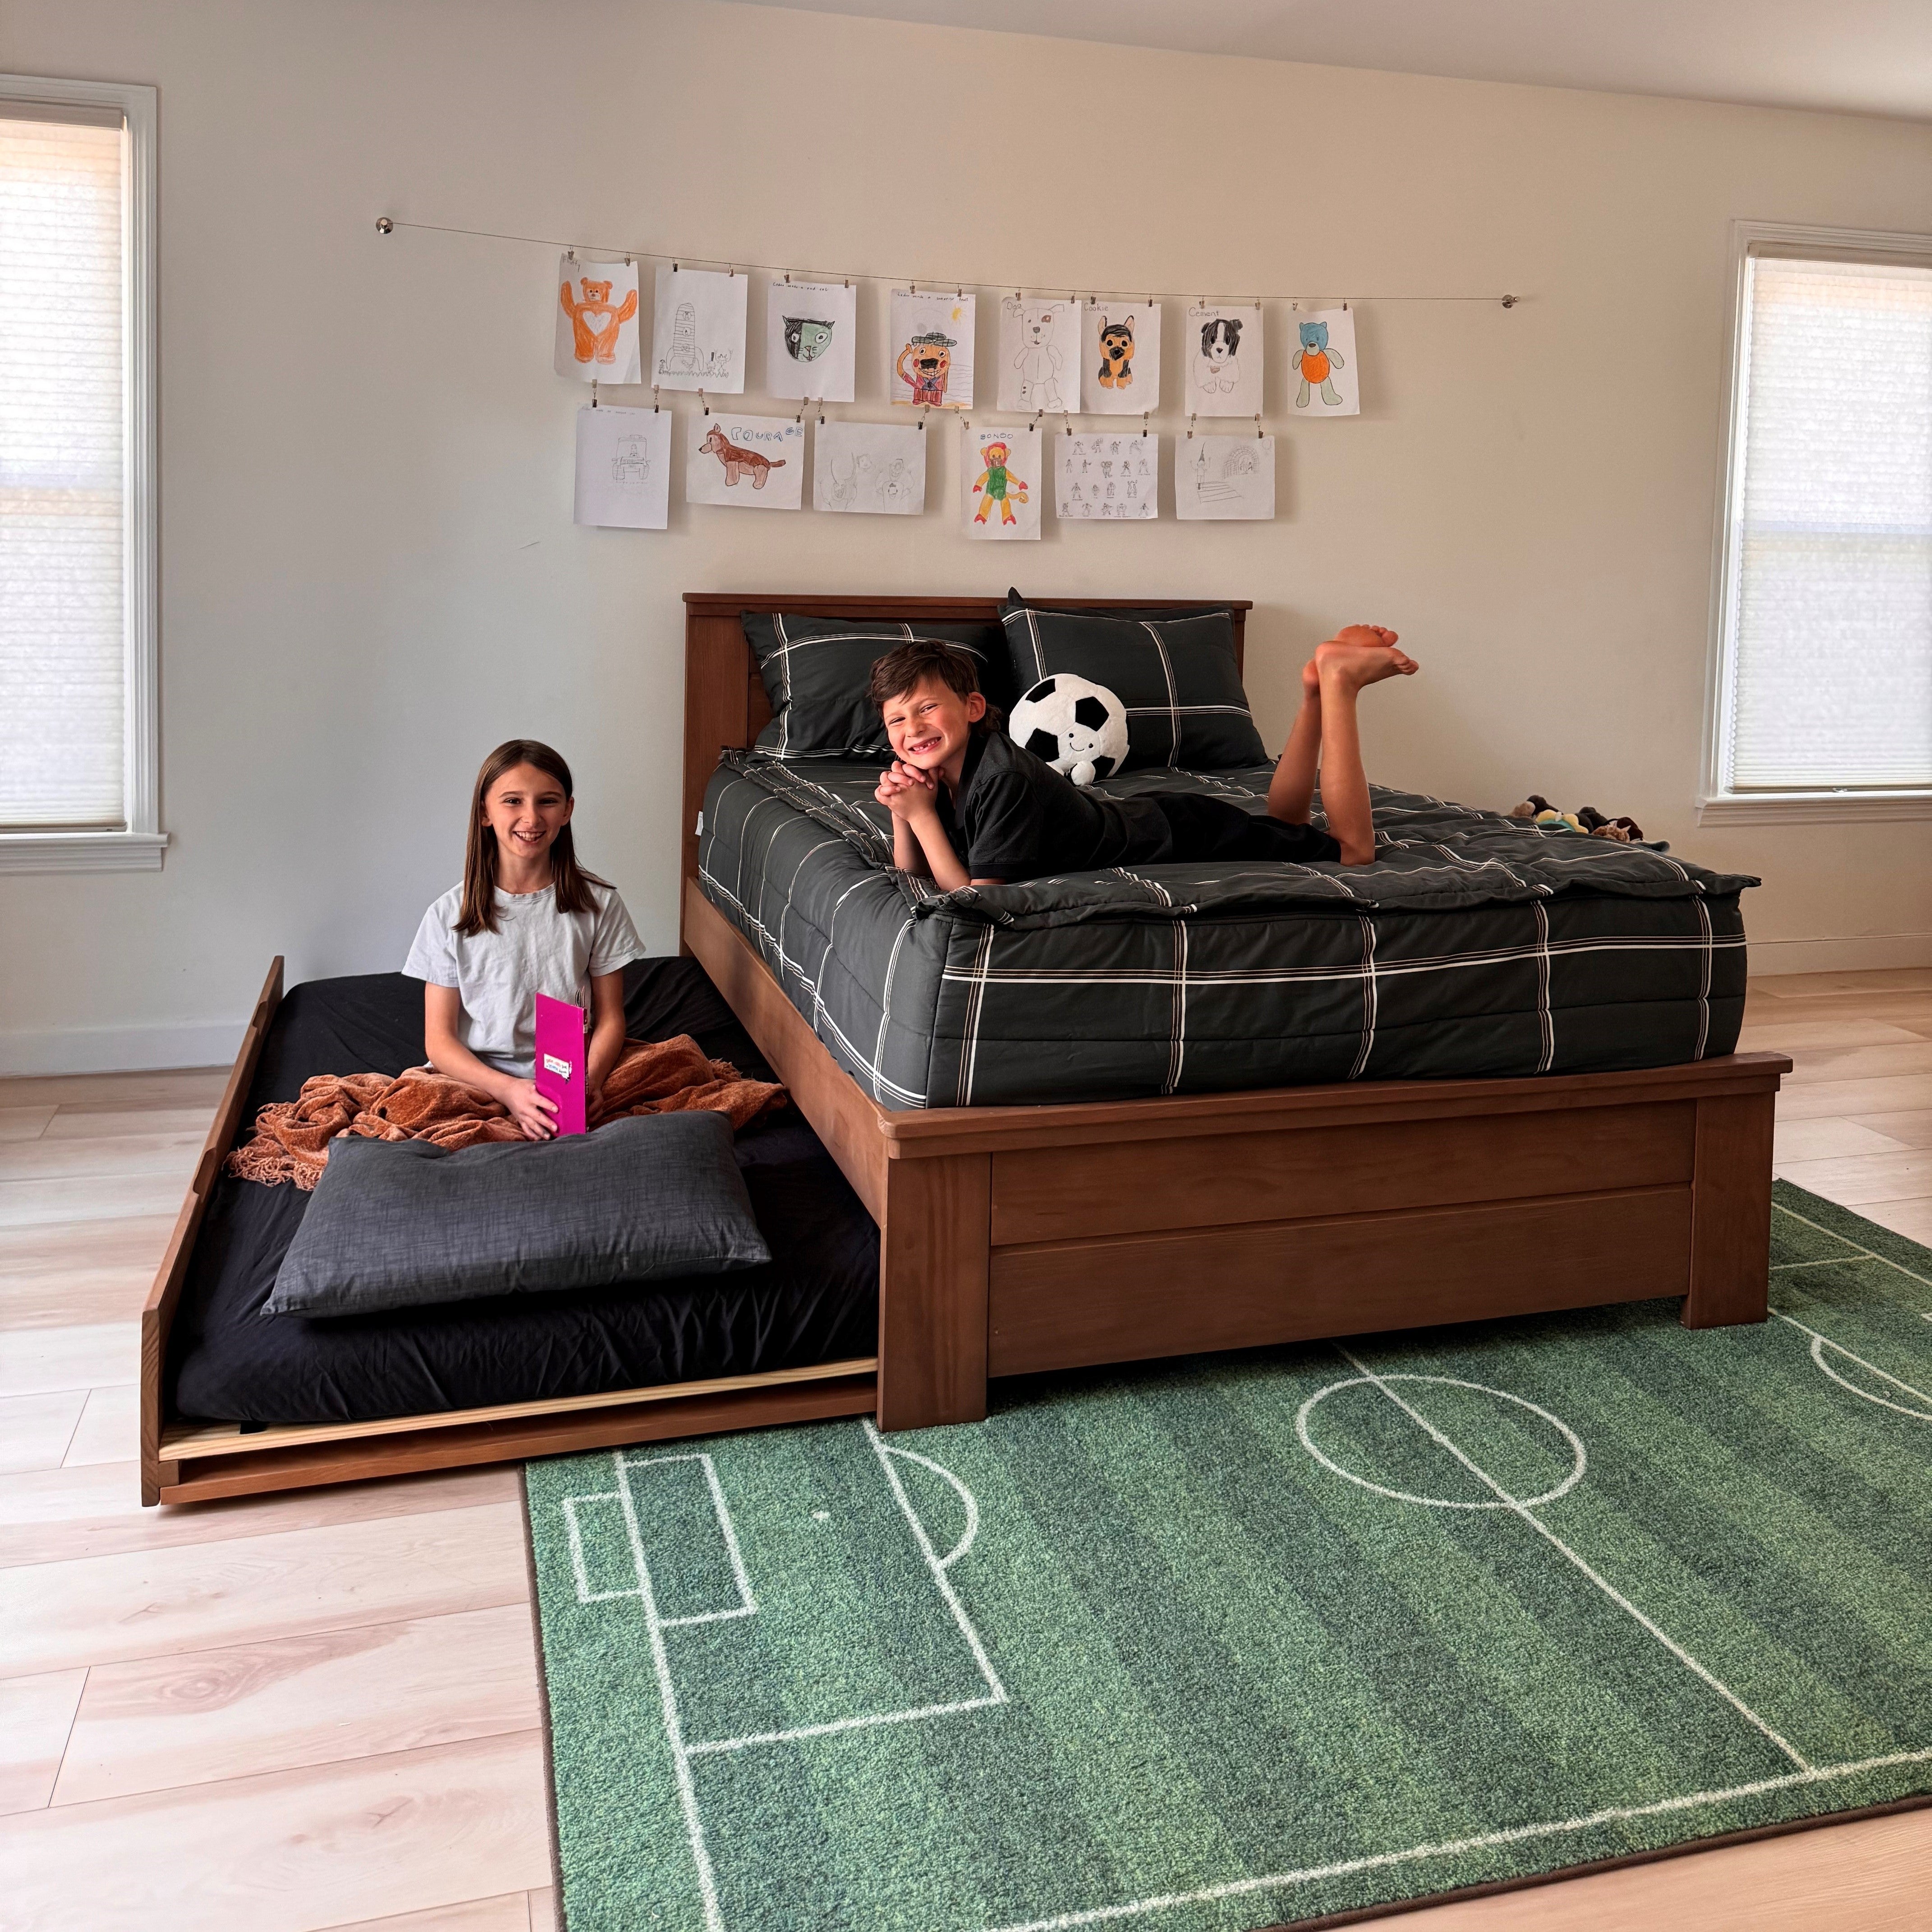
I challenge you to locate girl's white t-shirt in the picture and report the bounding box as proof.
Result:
[404,880,645,1079]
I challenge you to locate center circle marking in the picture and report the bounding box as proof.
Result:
[1295,1374,1587,1510]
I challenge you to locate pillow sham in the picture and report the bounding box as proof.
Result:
[999,591,1268,771]
[262,1112,769,1318]
[743,612,1011,759]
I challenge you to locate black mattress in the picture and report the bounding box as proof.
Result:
[166,959,879,1425]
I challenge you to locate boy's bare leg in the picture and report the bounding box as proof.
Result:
[1265,660,1323,825]
[1313,625,1418,865]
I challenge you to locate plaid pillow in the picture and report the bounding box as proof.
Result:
[744,613,1011,759]
[1000,593,1268,770]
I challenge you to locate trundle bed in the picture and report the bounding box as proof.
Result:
[138,589,1787,1506]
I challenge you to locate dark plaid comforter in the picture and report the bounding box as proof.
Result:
[698,752,1758,1109]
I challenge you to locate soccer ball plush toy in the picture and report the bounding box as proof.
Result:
[1007,674,1130,787]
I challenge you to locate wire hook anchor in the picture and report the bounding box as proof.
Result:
[375,215,394,235]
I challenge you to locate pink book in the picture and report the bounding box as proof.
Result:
[534,994,589,1137]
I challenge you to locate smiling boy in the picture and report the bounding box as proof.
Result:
[866,628,1416,892]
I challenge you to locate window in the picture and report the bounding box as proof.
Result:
[0,76,160,870]
[1701,224,1932,823]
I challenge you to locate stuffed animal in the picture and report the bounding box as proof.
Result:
[1009,674,1129,786]
[1508,794,1644,842]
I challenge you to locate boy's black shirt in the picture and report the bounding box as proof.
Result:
[932,728,1342,881]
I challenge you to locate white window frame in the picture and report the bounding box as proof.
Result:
[0,74,164,872]
[1697,219,1932,826]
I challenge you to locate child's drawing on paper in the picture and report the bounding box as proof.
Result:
[764,279,857,401]
[960,420,1039,541]
[1290,308,1359,416]
[653,267,748,393]
[813,419,925,515]
[687,413,803,508]
[1174,433,1275,521]
[553,257,641,384]
[1079,306,1161,414]
[1186,303,1263,416]
[891,289,975,409]
[573,405,671,529]
[1055,432,1158,521]
[998,298,1079,413]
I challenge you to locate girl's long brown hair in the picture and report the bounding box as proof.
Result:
[456,740,607,936]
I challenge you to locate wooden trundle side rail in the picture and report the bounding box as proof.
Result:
[681,592,1791,1437]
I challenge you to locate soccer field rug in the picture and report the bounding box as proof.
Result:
[523,1182,1932,1932]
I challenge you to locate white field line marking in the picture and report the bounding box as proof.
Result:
[561,1490,638,1604]
[1771,1310,1932,1423]
[616,1450,760,1626]
[610,1449,725,1932]
[972,1745,1932,1932]
[678,1424,1007,1758]
[1297,1375,1586,1512]
[1772,1199,1932,1295]
[868,1419,1009,1705]
[1336,1347,1810,1771]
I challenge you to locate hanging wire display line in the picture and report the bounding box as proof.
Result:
[371,215,1522,308]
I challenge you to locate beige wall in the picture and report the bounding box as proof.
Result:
[5,0,1930,1070]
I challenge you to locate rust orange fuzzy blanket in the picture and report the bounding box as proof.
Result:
[225,1036,787,1190]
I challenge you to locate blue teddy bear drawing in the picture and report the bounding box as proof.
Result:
[1293,320,1346,409]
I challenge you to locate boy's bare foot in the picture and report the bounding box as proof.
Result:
[1315,626,1418,689]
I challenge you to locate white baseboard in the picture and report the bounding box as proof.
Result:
[1747,932,1932,978]
[0,1019,244,1077]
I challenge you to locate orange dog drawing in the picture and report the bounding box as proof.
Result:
[560,276,638,365]
[700,424,787,488]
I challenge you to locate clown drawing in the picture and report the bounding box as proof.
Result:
[896,331,956,408]
[971,440,1028,525]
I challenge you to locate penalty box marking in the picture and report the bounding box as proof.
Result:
[560,1420,1007,1932]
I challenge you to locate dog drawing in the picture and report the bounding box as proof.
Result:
[1096,314,1136,390]
[1196,315,1243,395]
[700,424,787,488]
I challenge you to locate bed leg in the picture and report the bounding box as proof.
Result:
[1682,1091,1774,1328]
[876,1154,990,1431]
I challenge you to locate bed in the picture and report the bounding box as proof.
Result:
[140,959,879,1503]
[680,592,1790,1434]
[138,588,1789,1505]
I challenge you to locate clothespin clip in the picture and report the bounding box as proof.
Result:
[1187,413,1196,440]
[566,247,576,263]
[818,407,826,428]
[783,270,791,284]
[624,254,632,268]
[727,264,736,278]
[909,280,917,295]
[956,284,963,300]
[795,403,804,424]
[699,390,709,417]
[1342,299,1349,312]
[1255,413,1263,440]
[1063,413,1072,438]
[652,385,661,413]
[590,379,598,409]
[919,406,929,433]
[672,261,679,273]
[1291,299,1298,312]
[1141,412,1149,438]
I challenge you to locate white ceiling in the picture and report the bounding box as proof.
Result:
[733,0,1932,122]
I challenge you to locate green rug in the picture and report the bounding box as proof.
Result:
[524,1182,1932,1931]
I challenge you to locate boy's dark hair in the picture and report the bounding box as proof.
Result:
[866,640,1001,729]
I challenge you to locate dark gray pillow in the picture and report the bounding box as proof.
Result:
[1000,591,1268,771]
[262,1112,769,1318]
[743,612,1011,758]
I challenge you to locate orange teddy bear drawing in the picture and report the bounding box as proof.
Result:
[560,276,639,366]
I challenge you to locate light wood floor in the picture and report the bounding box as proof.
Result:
[2,970,1929,1932]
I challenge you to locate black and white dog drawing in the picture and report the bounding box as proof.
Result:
[1196,315,1243,396]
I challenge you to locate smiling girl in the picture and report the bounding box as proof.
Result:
[404,740,644,1140]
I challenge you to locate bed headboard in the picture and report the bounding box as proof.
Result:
[680,593,1252,918]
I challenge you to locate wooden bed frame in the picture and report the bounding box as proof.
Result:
[137,589,1787,1505]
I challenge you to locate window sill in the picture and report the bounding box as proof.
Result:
[0,830,169,873]
[1695,791,1932,827]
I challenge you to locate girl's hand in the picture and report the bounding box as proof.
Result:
[504,1078,558,1141]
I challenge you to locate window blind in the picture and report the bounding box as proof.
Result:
[1727,254,1932,792]
[0,113,126,829]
